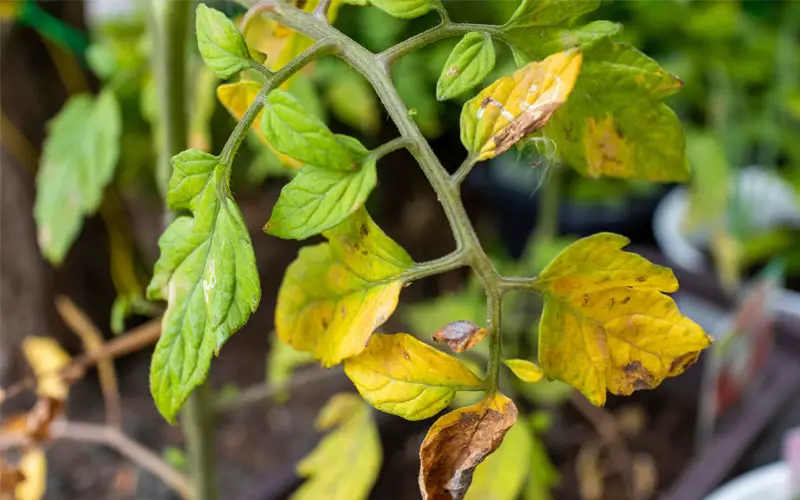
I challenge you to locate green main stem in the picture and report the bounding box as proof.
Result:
[151,0,216,498]
[242,1,509,393]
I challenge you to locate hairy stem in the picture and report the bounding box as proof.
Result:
[150,1,217,498]
[248,0,508,385]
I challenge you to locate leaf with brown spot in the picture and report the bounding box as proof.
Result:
[533,233,712,405]
[418,393,518,500]
[344,333,484,420]
[433,320,489,353]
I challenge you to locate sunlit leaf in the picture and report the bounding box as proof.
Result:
[34,91,121,265]
[266,137,376,240]
[366,0,435,19]
[533,233,712,406]
[460,50,582,161]
[148,150,260,422]
[196,4,256,79]
[15,449,46,500]
[262,89,359,170]
[504,359,544,383]
[465,419,533,500]
[276,209,414,366]
[437,33,496,101]
[505,0,600,29]
[433,320,489,353]
[344,333,484,420]
[292,393,381,500]
[22,337,71,401]
[419,393,518,500]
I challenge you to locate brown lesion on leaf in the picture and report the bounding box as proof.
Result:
[621,296,631,305]
[433,320,488,353]
[358,223,369,238]
[584,115,634,178]
[492,100,564,158]
[622,360,656,392]
[668,352,700,376]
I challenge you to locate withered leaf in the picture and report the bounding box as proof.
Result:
[432,320,488,353]
[418,393,518,500]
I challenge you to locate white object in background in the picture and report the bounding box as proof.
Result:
[704,462,789,500]
[85,0,138,25]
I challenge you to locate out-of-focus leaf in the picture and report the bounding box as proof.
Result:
[685,132,730,230]
[267,334,315,403]
[34,91,121,265]
[461,50,582,161]
[276,209,414,366]
[344,333,484,420]
[292,394,381,500]
[436,33,496,101]
[534,233,712,406]
[325,69,381,134]
[22,337,71,401]
[524,420,560,500]
[15,449,46,500]
[394,55,442,138]
[465,417,533,500]
[419,393,518,500]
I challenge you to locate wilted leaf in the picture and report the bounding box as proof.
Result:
[464,418,533,500]
[267,334,315,403]
[366,0,434,19]
[262,89,359,170]
[419,393,518,500]
[344,333,484,420]
[504,359,544,383]
[433,320,489,353]
[276,209,414,366]
[461,50,582,161]
[505,0,600,29]
[437,33,496,101]
[534,233,712,406]
[0,397,63,446]
[22,337,71,401]
[217,80,303,169]
[544,41,687,182]
[15,449,46,500]
[265,137,376,240]
[147,150,260,422]
[292,393,381,500]
[34,91,121,265]
[196,4,255,79]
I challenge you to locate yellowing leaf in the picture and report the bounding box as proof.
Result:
[533,233,712,406]
[22,337,71,401]
[460,50,582,161]
[344,333,484,420]
[217,81,303,169]
[267,333,315,403]
[15,449,46,500]
[292,393,381,500]
[276,209,414,366]
[504,359,544,383]
[432,320,488,353]
[465,419,533,500]
[418,393,518,500]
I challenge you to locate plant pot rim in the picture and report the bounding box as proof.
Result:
[705,462,789,500]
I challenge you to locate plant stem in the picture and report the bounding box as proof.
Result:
[452,155,478,185]
[150,1,218,498]
[249,1,507,385]
[485,290,503,393]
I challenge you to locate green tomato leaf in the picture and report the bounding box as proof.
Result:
[266,137,376,240]
[261,89,358,170]
[436,33,496,101]
[367,0,435,19]
[325,67,380,134]
[505,0,599,29]
[34,91,121,265]
[147,150,260,422]
[196,4,254,79]
[507,21,622,64]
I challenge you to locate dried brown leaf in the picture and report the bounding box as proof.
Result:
[432,321,489,353]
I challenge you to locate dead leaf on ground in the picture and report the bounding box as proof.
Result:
[418,392,518,500]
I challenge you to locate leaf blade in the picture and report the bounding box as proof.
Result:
[504,359,544,383]
[196,4,253,79]
[437,33,496,101]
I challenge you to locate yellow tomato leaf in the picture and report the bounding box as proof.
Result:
[276,209,414,366]
[217,81,304,169]
[432,320,489,353]
[22,337,71,401]
[534,233,712,406]
[292,393,381,500]
[504,359,544,383]
[419,393,518,500]
[344,333,484,420]
[465,418,533,500]
[15,449,46,500]
[461,50,582,161]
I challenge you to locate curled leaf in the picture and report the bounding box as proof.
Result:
[464,419,533,500]
[276,209,414,366]
[503,359,544,383]
[432,320,489,353]
[534,233,712,405]
[460,50,582,161]
[344,333,484,420]
[419,393,518,500]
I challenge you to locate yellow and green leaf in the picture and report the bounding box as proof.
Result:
[344,333,484,420]
[533,233,712,406]
[504,359,544,383]
[275,209,414,366]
